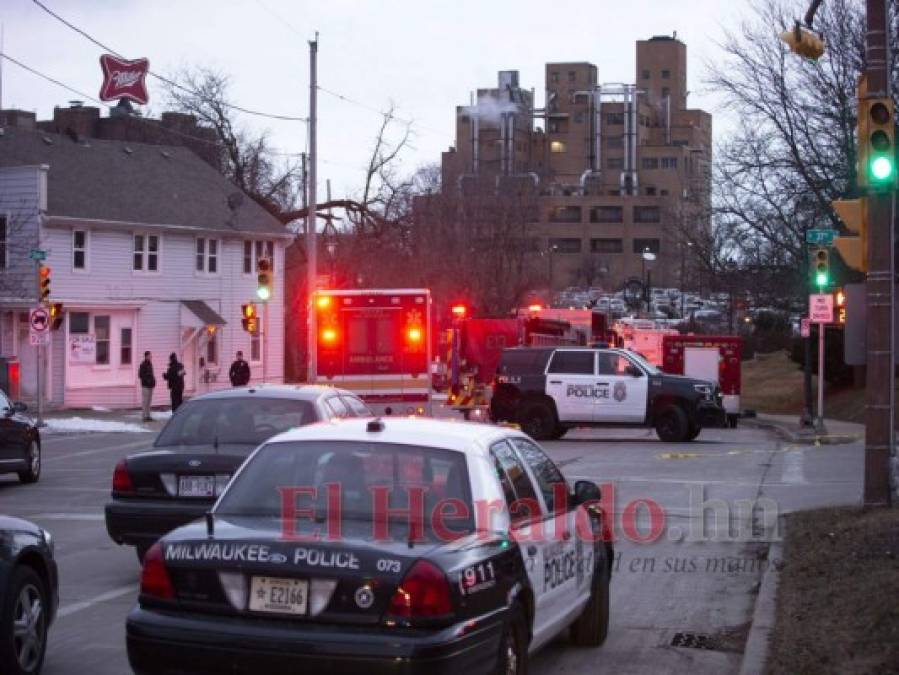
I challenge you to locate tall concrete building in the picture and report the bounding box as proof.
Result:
[438,35,711,292]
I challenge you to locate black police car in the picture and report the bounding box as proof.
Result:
[491,346,725,441]
[0,516,58,675]
[105,385,372,562]
[126,417,613,674]
[0,390,41,484]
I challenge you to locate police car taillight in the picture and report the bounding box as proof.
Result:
[387,560,452,619]
[112,459,134,494]
[140,543,175,600]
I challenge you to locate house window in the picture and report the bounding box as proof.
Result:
[591,238,623,253]
[590,206,623,223]
[70,312,89,333]
[607,157,624,170]
[254,240,275,271]
[548,238,581,254]
[641,157,659,170]
[250,333,261,362]
[0,215,7,269]
[633,238,661,254]
[73,230,87,270]
[606,112,624,125]
[550,141,567,153]
[549,206,582,223]
[634,206,661,223]
[95,315,110,365]
[661,69,671,79]
[196,238,220,274]
[243,241,253,274]
[133,234,160,272]
[196,238,205,272]
[661,157,679,169]
[208,239,218,273]
[121,327,133,365]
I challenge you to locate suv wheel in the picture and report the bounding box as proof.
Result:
[17,442,40,484]
[519,403,556,441]
[655,405,689,442]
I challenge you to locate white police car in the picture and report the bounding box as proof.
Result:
[126,417,613,675]
[491,347,726,441]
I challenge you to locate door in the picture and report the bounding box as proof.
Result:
[595,351,649,423]
[684,347,719,385]
[544,350,597,423]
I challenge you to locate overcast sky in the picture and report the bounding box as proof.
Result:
[2,0,750,199]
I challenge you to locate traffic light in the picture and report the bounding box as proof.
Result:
[450,304,467,320]
[256,258,272,301]
[832,197,868,272]
[38,265,51,303]
[241,303,259,333]
[858,96,896,190]
[779,23,825,60]
[835,288,846,324]
[49,303,64,331]
[812,247,830,288]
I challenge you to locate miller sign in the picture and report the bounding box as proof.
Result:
[99,54,150,105]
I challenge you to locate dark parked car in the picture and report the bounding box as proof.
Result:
[105,385,372,562]
[0,516,58,675]
[0,390,41,484]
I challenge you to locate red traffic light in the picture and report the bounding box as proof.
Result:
[451,304,467,318]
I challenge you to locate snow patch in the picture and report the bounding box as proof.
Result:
[90,406,112,413]
[43,417,152,434]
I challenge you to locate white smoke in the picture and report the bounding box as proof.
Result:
[462,94,518,125]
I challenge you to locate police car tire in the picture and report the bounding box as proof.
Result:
[519,403,556,441]
[497,603,529,675]
[686,423,701,441]
[550,426,568,440]
[654,405,689,443]
[570,563,610,647]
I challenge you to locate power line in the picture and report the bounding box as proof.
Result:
[1,52,99,105]
[317,85,444,136]
[29,0,307,123]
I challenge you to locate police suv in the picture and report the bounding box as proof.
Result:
[126,417,613,675]
[491,347,725,442]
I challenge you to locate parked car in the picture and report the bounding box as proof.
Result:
[0,516,57,675]
[0,390,41,484]
[104,385,372,562]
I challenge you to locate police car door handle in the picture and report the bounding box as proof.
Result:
[549,380,562,385]
[527,545,538,557]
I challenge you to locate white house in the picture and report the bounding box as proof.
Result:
[0,126,292,409]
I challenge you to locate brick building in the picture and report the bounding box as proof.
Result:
[437,35,711,292]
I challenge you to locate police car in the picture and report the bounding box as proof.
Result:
[490,347,725,442]
[126,417,613,674]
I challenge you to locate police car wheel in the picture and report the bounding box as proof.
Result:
[655,405,689,443]
[550,426,568,440]
[519,403,556,441]
[570,562,610,647]
[497,603,528,675]
[686,423,701,441]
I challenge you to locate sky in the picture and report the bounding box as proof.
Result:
[1,0,751,200]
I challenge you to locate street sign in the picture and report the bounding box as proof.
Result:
[800,317,811,338]
[29,333,49,346]
[809,293,834,323]
[29,307,49,332]
[806,229,837,246]
[28,249,47,261]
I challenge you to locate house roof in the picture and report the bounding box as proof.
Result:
[181,300,227,326]
[0,126,286,236]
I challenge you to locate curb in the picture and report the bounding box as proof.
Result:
[738,533,784,675]
[741,417,861,446]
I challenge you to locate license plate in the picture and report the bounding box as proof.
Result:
[249,577,308,615]
[178,475,215,497]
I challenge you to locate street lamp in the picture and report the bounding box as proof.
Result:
[546,243,559,296]
[641,248,656,313]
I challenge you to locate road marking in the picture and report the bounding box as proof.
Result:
[57,584,136,619]
[46,438,154,460]
[782,450,806,484]
[26,513,104,521]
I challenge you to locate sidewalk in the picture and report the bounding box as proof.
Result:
[39,406,171,434]
[742,412,864,445]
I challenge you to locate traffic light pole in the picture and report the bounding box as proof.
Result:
[306,35,319,383]
[817,322,825,431]
[863,0,894,506]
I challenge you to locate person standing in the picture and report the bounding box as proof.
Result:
[163,352,186,412]
[229,351,251,387]
[138,351,156,421]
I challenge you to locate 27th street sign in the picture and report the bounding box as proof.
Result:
[806,228,838,246]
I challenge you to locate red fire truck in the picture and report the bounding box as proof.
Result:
[661,334,743,428]
[313,288,432,416]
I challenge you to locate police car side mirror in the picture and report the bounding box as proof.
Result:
[625,365,642,378]
[573,480,602,506]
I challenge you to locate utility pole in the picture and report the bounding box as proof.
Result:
[306,35,318,383]
[863,0,894,506]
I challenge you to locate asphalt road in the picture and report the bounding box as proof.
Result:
[0,421,864,675]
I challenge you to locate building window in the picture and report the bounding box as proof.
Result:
[574,112,585,124]
[550,141,567,153]
[641,69,650,79]
[590,206,623,223]
[121,327,133,366]
[661,157,679,169]
[662,87,670,98]
[196,238,205,272]
[606,136,624,149]
[607,157,624,170]
[196,238,220,274]
[243,241,253,274]
[568,71,576,82]
[645,186,657,196]
[73,230,87,270]
[548,238,581,254]
[634,206,661,223]
[633,238,661,254]
[133,234,160,272]
[661,69,671,79]
[606,112,624,125]
[70,312,89,333]
[95,315,110,365]
[0,215,7,269]
[551,71,559,83]
[591,238,623,254]
[660,189,670,196]
[549,206,582,223]
[641,157,659,170]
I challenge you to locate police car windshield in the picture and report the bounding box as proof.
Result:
[623,351,660,375]
[155,398,316,449]
[216,440,475,534]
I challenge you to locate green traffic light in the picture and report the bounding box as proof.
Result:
[256,286,271,301]
[871,155,894,182]
[815,271,828,287]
